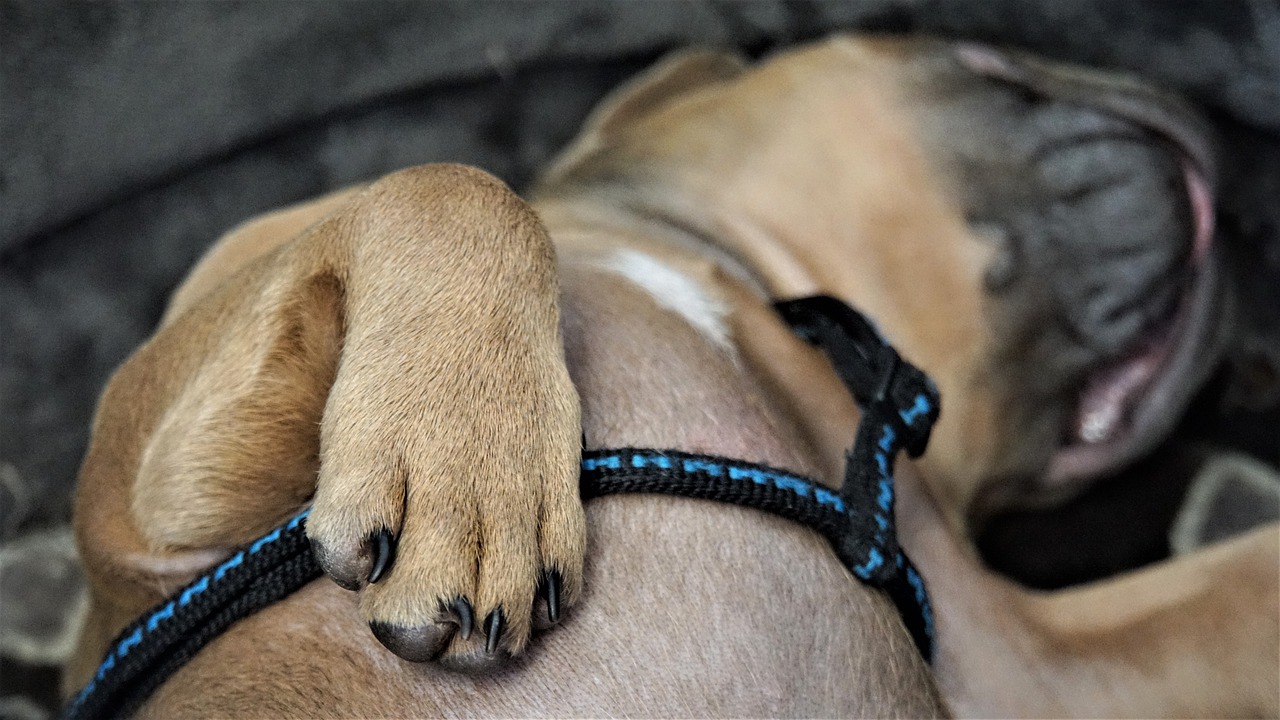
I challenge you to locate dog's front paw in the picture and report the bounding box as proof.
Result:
[292,165,585,667]
[115,164,583,668]
[305,335,584,667]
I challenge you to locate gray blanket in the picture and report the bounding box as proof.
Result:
[3,2,1278,717]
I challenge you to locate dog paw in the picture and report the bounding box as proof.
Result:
[302,256,585,666]
[306,372,584,664]
[124,163,584,667]
[304,356,584,664]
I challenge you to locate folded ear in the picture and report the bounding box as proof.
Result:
[540,48,748,187]
[586,47,748,139]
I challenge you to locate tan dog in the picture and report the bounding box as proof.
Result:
[68,36,1279,717]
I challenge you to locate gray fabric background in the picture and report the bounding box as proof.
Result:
[4,0,1280,535]
[2,2,1278,717]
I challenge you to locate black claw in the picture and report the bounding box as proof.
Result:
[484,608,505,654]
[453,597,474,641]
[367,528,395,584]
[544,569,562,624]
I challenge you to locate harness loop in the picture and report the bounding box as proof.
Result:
[774,294,941,656]
[67,294,942,718]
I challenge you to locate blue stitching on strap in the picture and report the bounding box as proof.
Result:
[67,507,312,717]
[606,451,843,513]
[287,508,311,529]
[213,552,244,581]
[878,425,896,452]
[814,487,845,512]
[630,453,672,470]
[117,628,142,656]
[727,466,771,484]
[773,475,810,496]
[682,458,723,475]
[852,547,884,578]
[249,528,281,554]
[178,576,209,607]
[582,455,621,471]
[146,602,176,632]
[876,480,893,512]
[905,564,934,640]
[899,394,931,425]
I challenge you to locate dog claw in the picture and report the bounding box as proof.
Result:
[453,597,474,640]
[484,608,505,654]
[543,569,562,624]
[367,528,395,584]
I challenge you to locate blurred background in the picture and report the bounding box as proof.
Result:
[2,2,1278,717]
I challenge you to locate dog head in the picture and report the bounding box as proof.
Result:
[537,36,1227,524]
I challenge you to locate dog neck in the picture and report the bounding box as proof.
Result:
[539,183,986,539]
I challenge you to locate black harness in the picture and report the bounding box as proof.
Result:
[66,295,940,719]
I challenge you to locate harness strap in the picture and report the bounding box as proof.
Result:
[775,295,940,587]
[579,448,934,658]
[65,450,928,719]
[66,294,940,718]
[66,511,316,719]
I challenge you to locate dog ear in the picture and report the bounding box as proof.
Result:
[584,47,748,139]
[538,48,747,188]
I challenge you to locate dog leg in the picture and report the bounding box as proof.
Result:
[898,468,1280,717]
[76,164,584,670]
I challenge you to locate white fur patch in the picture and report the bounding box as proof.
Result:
[601,249,735,354]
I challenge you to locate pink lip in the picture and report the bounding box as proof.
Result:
[1185,160,1215,266]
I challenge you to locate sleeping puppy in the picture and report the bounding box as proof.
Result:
[67,35,1278,717]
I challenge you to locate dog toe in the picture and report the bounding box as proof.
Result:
[365,595,479,662]
[311,527,398,591]
[437,644,511,673]
[368,619,455,662]
[306,446,409,592]
[533,484,587,622]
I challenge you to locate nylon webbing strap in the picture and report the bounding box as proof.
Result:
[578,448,935,658]
[66,510,319,719]
[67,294,941,718]
[66,448,936,718]
[775,295,941,655]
